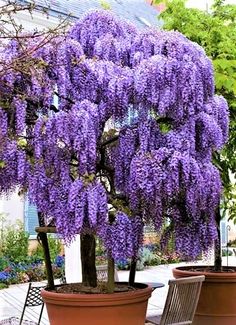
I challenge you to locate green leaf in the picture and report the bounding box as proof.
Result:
[100,1,111,10]
[0,161,6,169]
[17,138,27,148]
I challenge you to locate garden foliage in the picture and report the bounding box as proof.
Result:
[0,217,29,263]
[0,218,64,287]
[0,255,64,287]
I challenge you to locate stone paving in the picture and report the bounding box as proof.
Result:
[0,281,48,325]
[1,256,235,324]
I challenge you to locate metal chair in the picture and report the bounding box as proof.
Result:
[146,275,205,325]
[19,283,45,325]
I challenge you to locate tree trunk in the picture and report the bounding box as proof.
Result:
[214,205,222,272]
[129,259,136,286]
[107,257,115,293]
[80,233,97,287]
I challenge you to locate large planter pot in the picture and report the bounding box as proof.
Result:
[173,266,236,325]
[41,282,152,325]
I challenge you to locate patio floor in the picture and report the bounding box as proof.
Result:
[1,256,235,324]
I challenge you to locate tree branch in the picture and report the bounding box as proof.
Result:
[54,91,75,105]
[101,134,119,147]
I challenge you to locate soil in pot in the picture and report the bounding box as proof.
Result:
[53,282,140,294]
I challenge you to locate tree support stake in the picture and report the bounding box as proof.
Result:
[37,232,55,289]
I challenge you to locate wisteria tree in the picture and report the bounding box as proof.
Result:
[0,10,229,292]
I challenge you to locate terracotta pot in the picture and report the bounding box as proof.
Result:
[173,266,236,325]
[41,282,152,325]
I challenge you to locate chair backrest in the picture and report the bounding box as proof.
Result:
[25,283,45,307]
[160,275,205,325]
[20,283,45,325]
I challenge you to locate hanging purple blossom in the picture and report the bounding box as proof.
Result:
[69,10,137,59]
[13,97,27,135]
[0,108,8,139]
[103,212,143,261]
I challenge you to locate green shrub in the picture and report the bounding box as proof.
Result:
[1,220,29,262]
[222,249,233,256]
[32,235,62,262]
[136,247,161,270]
[0,214,64,285]
[0,283,8,289]
[0,257,8,271]
[96,238,106,256]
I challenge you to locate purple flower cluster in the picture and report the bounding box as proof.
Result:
[13,97,27,135]
[0,141,20,194]
[33,100,100,174]
[55,39,84,105]
[0,10,229,260]
[56,179,108,242]
[0,108,7,139]
[103,212,143,260]
[69,10,137,60]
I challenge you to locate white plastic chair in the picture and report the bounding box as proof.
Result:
[146,275,205,325]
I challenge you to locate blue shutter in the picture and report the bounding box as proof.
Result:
[220,220,227,247]
[24,198,38,237]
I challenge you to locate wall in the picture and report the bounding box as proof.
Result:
[0,191,24,224]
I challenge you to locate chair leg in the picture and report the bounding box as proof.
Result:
[38,303,44,325]
[19,304,27,325]
[20,283,32,325]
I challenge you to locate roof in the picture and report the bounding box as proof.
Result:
[19,0,160,28]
